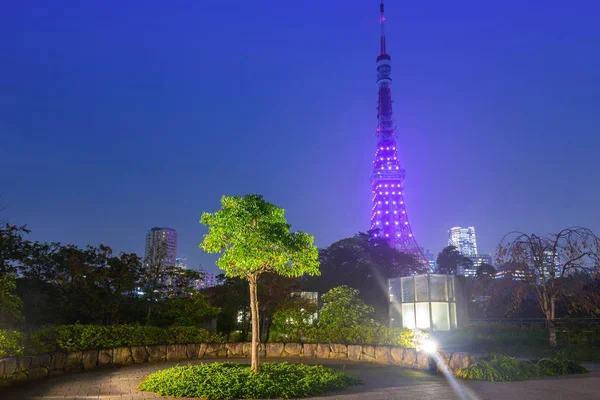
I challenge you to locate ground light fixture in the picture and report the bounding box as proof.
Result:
[420,339,438,354]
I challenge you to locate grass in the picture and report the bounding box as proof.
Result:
[456,353,588,382]
[138,362,362,399]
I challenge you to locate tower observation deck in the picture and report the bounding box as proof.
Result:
[370,2,430,270]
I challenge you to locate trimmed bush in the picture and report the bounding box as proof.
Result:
[0,329,26,357]
[271,323,419,348]
[25,324,224,355]
[456,353,588,382]
[138,362,362,399]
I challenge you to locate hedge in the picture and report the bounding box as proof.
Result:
[270,324,420,348]
[0,325,225,357]
[0,329,26,358]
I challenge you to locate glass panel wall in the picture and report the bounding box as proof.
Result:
[388,274,460,331]
[431,302,450,331]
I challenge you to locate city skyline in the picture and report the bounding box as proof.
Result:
[1,1,599,274]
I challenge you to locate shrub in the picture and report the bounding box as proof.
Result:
[0,329,25,357]
[456,353,588,382]
[271,320,419,348]
[28,324,222,354]
[138,362,362,399]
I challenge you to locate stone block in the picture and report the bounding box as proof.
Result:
[65,352,82,372]
[416,351,430,369]
[28,366,49,381]
[375,346,393,364]
[98,349,113,366]
[402,348,416,366]
[331,351,348,360]
[347,345,362,361]
[186,344,200,359]
[226,343,244,357]
[302,344,317,358]
[50,353,66,371]
[30,354,52,369]
[147,345,166,361]
[283,343,302,357]
[166,344,187,360]
[436,351,451,372]
[449,352,476,373]
[131,346,148,363]
[198,343,208,358]
[330,343,347,354]
[9,371,28,383]
[266,343,284,358]
[361,345,376,362]
[18,356,32,372]
[2,358,17,376]
[82,350,98,370]
[242,343,265,357]
[390,347,404,365]
[316,344,330,359]
[113,347,132,364]
[204,343,227,358]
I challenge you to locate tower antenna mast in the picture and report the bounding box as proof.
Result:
[380,1,386,55]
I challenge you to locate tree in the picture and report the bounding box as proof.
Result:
[304,232,422,322]
[436,245,473,275]
[498,227,600,346]
[0,273,24,328]
[200,194,320,372]
[318,286,374,330]
[0,223,30,275]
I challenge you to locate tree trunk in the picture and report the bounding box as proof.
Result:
[548,297,557,347]
[249,275,260,372]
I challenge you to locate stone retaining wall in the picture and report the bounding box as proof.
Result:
[0,343,475,386]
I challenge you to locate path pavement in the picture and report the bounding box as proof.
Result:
[3,358,600,400]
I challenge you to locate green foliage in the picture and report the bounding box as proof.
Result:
[436,245,473,275]
[27,324,223,354]
[303,232,424,322]
[270,286,420,347]
[0,273,24,327]
[200,194,321,371]
[151,292,221,327]
[200,195,320,280]
[0,329,25,357]
[536,351,589,375]
[138,362,362,399]
[270,308,316,342]
[318,286,374,329]
[311,325,419,347]
[456,353,588,382]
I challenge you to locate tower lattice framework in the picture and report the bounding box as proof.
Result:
[370,1,429,269]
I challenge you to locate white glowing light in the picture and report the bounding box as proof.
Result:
[420,339,438,354]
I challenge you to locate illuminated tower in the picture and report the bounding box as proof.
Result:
[370,2,429,268]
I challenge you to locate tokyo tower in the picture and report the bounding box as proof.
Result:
[370,1,429,269]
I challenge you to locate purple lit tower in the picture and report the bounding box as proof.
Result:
[370,1,429,269]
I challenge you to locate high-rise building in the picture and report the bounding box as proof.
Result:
[144,227,178,267]
[175,257,187,269]
[369,2,429,269]
[448,227,478,256]
[195,267,216,290]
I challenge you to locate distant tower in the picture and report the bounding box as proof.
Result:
[370,2,429,268]
[144,227,178,266]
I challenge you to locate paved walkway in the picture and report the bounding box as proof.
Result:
[3,358,600,400]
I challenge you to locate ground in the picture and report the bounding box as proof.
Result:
[3,358,600,400]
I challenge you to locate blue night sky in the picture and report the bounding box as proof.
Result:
[1,1,599,274]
